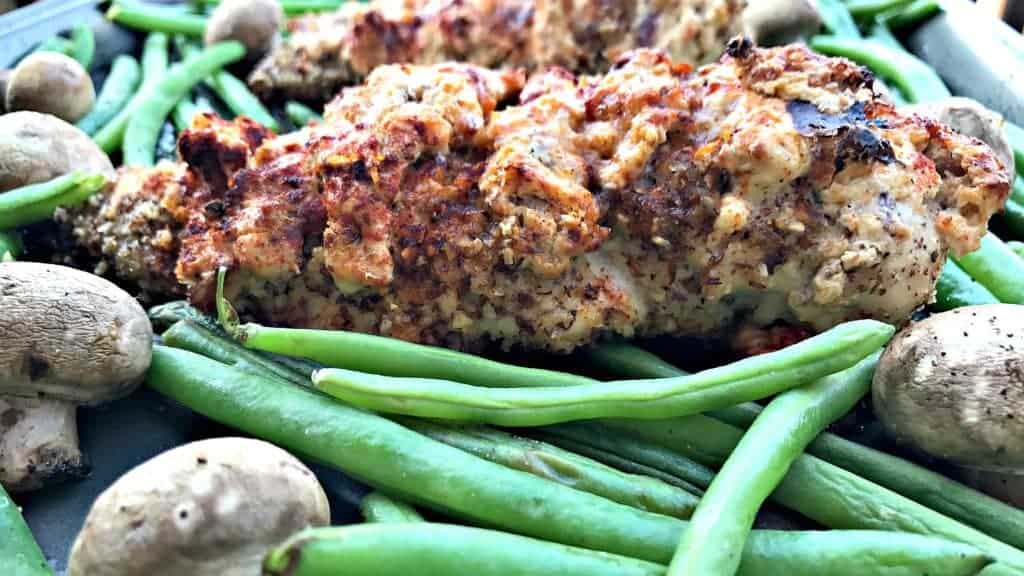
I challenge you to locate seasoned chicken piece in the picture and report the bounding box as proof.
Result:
[72,42,1009,352]
[249,0,746,102]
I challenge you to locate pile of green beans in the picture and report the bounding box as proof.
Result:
[0,172,108,231]
[0,484,52,576]
[360,492,424,524]
[667,354,879,575]
[77,55,142,135]
[166,319,701,518]
[123,41,246,166]
[586,341,1024,551]
[146,346,994,574]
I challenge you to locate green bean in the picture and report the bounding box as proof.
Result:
[197,0,345,15]
[286,101,322,127]
[589,343,1024,552]
[264,524,664,576]
[0,172,107,231]
[77,55,142,135]
[162,319,313,389]
[93,33,169,153]
[32,36,72,56]
[603,415,1024,570]
[809,36,950,103]
[1008,241,1024,261]
[818,0,862,37]
[0,231,22,261]
[123,41,245,166]
[0,484,52,576]
[147,346,993,573]
[845,0,913,20]
[360,492,424,524]
[107,2,207,36]
[934,260,1000,311]
[405,420,700,518]
[1006,123,1024,175]
[535,428,715,493]
[582,342,686,379]
[141,32,170,83]
[172,98,198,132]
[69,24,95,70]
[951,233,1024,304]
[667,354,879,576]
[312,320,894,426]
[207,71,280,131]
[880,0,940,29]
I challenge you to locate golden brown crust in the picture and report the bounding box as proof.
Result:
[76,43,1010,351]
[248,0,746,102]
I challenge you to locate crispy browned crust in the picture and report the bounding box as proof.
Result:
[249,0,746,102]
[74,43,1010,351]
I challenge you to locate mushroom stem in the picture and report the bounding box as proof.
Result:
[0,395,88,493]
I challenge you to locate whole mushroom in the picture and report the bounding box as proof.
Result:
[0,262,152,492]
[5,52,95,123]
[873,304,1024,502]
[68,437,331,576]
[0,111,114,192]
[205,0,283,60]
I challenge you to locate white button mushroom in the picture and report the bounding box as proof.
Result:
[67,437,331,576]
[905,97,1017,183]
[873,304,1024,501]
[0,262,152,492]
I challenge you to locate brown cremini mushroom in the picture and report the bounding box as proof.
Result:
[873,304,1024,473]
[68,437,331,576]
[0,262,152,492]
[5,51,95,123]
[205,0,283,60]
[0,111,114,192]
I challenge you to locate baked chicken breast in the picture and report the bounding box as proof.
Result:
[68,41,1009,352]
[249,0,747,102]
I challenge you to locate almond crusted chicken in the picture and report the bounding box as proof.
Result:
[249,0,746,101]
[68,41,1010,352]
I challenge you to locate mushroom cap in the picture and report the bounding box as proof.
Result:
[205,0,283,59]
[0,262,152,404]
[0,111,114,192]
[873,304,1024,472]
[5,51,96,123]
[68,437,330,576]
